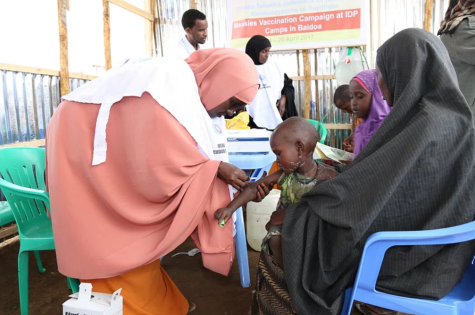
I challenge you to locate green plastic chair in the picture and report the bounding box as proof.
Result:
[306,119,327,144]
[307,119,327,162]
[0,147,78,315]
[67,277,80,293]
[0,200,14,225]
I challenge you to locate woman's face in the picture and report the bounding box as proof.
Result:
[207,96,246,118]
[259,47,271,64]
[375,65,393,107]
[349,80,372,119]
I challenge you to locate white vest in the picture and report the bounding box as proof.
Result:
[246,60,284,129]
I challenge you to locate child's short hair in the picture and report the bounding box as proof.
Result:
[334,84,350,104]
[273,117,319,151]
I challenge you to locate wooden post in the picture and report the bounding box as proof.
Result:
[0,225,18,240]
[190,0,197,10]
[424,0,434,32]
[57,0,70,97]
[108,0,153,19]
[303,49,311,119]
[156,0,164,57]
[103,0,112,70]
[145,0,153,56]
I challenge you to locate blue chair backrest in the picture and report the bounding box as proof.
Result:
[348,219,475,315]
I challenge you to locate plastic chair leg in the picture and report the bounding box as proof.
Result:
[18,251,29,315]
[235,207,251,287]
[341,287,353,315]
[67,277,80,294]
[33,251,46,273]
[235,162,275,288]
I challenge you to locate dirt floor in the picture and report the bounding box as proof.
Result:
[0,237,406,315]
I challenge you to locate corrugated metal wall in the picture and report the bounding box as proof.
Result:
[0,71,86,145]
[0,0,449,148]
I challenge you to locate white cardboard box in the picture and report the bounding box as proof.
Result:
[63,283,123,315]
[226,129,272,155]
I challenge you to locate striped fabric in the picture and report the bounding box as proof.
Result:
[438,0,475,34]
[249,251,296,315]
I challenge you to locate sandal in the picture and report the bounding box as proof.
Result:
[187,300,196,314]
[355,302,399,315]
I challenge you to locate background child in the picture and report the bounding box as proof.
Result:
[215,117,338,268]
[333,84,355,153]
[350,69,391,155]
[333,84,352,114]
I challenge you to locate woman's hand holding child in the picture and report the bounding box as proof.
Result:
[214,173,280,225]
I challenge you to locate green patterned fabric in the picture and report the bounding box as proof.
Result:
[277,172,317,209]
[261,172,318,255]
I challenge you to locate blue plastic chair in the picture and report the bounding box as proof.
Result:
[344,221,475,315]
[229,152,275,288]
[232,160,274,288]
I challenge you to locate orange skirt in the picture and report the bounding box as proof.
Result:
[82,259,189,315]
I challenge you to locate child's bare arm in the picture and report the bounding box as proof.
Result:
[249,169,282,190]
[229,170,282,211]
[214,170,283,224]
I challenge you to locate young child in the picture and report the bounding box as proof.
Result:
[214,117,338,268]
[350,69,391,155]
[333,84,355,153]
[333,84,352,114]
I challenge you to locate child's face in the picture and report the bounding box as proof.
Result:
[335,99,353,114]
[270,133,303,174]
[349,80,372,119]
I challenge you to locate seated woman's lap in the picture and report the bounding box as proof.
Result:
[268,235,283,269]
[250,226,295,315]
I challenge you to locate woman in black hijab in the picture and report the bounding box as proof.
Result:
[244,35,298,128]
[251,28,475,315]
[245,35,272,65]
